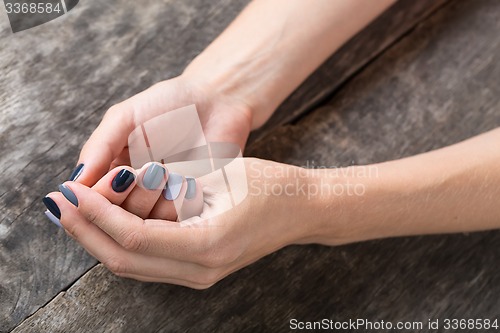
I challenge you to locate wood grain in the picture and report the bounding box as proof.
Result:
[0,0,445,330]
[0,0,250,331]
[249,0,450,142]
[9,0,500,332]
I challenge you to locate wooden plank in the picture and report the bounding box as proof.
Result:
[0,0,446,330]
[12,0,500,332]
[249,0,450,142]
[0,0,250,331]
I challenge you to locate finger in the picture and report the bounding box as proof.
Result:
[91,166,137,205]
[63,182,217,262]
[121,163,168,219]
[118,272,216,289]
[148,196,177,220]
[46,191,122,258]
[148,172,186,221]
[149,176,203,221]
[178,178,204,221]
[45,191,220,288]
[149,173,203,221]
[70,100,136,187]
[109,148,131,171]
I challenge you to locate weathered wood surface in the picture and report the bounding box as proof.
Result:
[249,0,449,142]
[0,0,251,331]
[0,0,447,332]
[6,0,500,332]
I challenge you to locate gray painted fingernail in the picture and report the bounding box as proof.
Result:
[164,173,183,200]
[45,210,62,228]
[59,184,78,207]
[143,164,166,190]
[185,177,196,199]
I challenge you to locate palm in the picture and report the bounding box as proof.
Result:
[108,77,251,169]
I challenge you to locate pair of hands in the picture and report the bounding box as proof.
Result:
[42,0,411,288]
[47,76,320,288]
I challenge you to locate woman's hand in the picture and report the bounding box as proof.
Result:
[46,128,500,288]
[46,158,329,289]
[69,0,396,189]
[71,75,253,187]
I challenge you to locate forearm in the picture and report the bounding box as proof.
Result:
[183,0,395,128]
[305,128,500,245]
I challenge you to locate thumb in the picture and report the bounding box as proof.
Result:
[70,102,136,187]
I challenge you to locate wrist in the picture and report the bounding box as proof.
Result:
[276,165,360,246]
[294,165,389,246]
[171,73,253,148]
[182,55,277,129]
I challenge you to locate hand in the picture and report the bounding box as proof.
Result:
[72,75,253,187]
[46,158,325,289]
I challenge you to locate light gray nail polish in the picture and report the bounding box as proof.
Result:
[164,172,183,200]
[185,177,196,199]
[143,164,166,190]
[59,184,78,207]
[45,210,62,228]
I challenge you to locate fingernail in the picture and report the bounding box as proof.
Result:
[143,164,166,190]
[68,163,84,181]
[58,184,78,207]
[42,197,61,219]
[185,177,196,199]
[163,172,183,200]
[44,210,62,228]
[112,169,136,193]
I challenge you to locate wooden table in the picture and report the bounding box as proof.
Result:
[1,0,499,332]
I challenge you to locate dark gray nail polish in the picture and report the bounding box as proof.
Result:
[68,163,84,181]
[143,164,166,190]
[43,197,61,219]
[164,172,183,200]
[59,184,78,207]
[112,169,135,193]
[185,177,196,199]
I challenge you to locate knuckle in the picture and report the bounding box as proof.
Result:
[86,209,99,225]
[85,204,119,237]
[190,282,215,290]
[192,269,221,286]
[129,196,152,212]
[198,249,233,268]
[65,223,80,239]
[192,231,239,268]
[103,257,129,275]
[121,228,148,252]
[65,219,91,240]
[86,203,110,226]
[105,104,121,117]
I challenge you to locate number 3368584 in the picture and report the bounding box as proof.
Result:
[5,2,62,14]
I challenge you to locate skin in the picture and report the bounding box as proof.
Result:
[45,0,500,288]
[72,0,396,186]
[48,129,500,289]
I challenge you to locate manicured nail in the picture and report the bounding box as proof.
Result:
[68,163,84,181]
[185,177,196,199]
[112,169,135,193]
[58,184,78,207]
[163,172,183,200]
[43,197,61,219]
[44,210,62,228]
[143,164,166,190]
